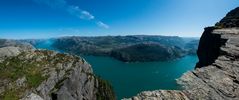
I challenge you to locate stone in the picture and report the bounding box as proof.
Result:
[21,93,44,100]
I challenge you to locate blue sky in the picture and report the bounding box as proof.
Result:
[0,0,239,39]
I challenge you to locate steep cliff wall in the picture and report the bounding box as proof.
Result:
[124,28,239,100]
[124,7,239,100]
[178,28,239,100]
[0,41,115,100]
[195,27,228,68]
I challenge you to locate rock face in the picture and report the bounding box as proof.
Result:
[123,90,189,100]
[124,7,239,100]
[0,41,115,100]
[176,28,239,100]
[216,7,239,28]
[195,27,228,68]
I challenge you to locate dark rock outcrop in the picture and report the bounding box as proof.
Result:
[195,27,228,68]
[216,7,239,28]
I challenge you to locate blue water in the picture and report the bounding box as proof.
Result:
[35,41,198,99]
[35,40,55,50]
[84,55,198,99]
[35,40,64,53]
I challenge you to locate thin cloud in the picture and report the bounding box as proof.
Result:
[32,0,108,28]
[80,11,95,20]
[68,6,95,20]
[96,21,110,29]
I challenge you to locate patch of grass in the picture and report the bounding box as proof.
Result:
[0,52,49,99]
[1,88,23,100]
[26,73,46,88]
[0,50,78,100]
[0,56,26,80]
[3,92,18,100]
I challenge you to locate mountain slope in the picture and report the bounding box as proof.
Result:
[110,43,185,62]
[0,40,115,100]
[50,35,197,62]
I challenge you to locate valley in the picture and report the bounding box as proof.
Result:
[32,36,198,99]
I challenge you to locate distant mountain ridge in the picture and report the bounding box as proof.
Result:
[44,35,199,62]
[110,42,185,62]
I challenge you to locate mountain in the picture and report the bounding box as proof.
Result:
[124,7,239,100]
[0,39,33,50]
[49,35,198,62]
[0,40,115,100]
[110,42,185,62]
[184,40,199,55]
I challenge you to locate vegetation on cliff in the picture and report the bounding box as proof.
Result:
[0,50,74,99]
[0,47,116,100]
[95,76,116,100]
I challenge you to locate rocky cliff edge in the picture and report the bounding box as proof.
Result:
[124,7,239,100]
[0,40,115,100]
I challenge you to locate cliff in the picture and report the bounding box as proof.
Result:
[0,40,115,100]
[124,7,239,100]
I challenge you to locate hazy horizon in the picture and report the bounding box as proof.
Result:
[0,0,239,39]
[0,34,201,40]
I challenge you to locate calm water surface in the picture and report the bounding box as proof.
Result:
[83,55,198,99]
[35,41,198,99]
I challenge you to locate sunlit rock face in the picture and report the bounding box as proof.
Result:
[0,40,115,100]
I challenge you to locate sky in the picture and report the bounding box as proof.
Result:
[0,0,239,39]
